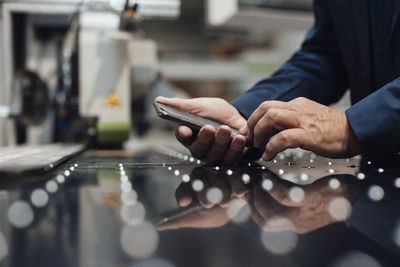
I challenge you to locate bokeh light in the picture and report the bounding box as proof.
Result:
[45,180,58,193]
[8,201,34,228]
[261,179,273,191]
[260,217,298,254]
[328,197,352,221]
[394,177,400,188]
[206,187,223,204]
[120,221,159,258]
[226,199,249,224]
[288,187,305,203]
[120,202,146,225]
[367,185,384,201]
[356,172,365,180]
[261,231,298,255]
[56,174,65,184]
[181,174,190,183]
[31,189,49,207]
[329,178,341,190]
[332,251,381,267]
[121,175,129,183]
[121,190,138,206]
[393,221,400,247]
[241,174,250,184]
[192,180,204,192]
[121,181,133,192]
[300,173,309,182]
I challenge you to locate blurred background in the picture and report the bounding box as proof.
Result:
[1,3,398,267]
[0,0,322,148]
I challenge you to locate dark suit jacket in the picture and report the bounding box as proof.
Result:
[231,0,400,155]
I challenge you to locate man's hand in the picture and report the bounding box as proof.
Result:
[241,97,361,161]
[155,96,247,164]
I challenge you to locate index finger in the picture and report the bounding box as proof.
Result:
[155,96,193,112]
[247,101,291,141]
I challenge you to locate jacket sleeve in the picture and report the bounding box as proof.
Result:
[230,0,349,119]
[345,77,400,155]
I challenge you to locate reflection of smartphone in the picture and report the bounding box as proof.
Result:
[153,101,252,146]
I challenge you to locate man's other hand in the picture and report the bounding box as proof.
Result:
[241,97,361,161]
[155,96,247,164]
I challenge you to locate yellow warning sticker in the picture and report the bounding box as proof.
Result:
[105,92,121,107]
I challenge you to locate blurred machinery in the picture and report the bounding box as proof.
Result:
[0,0,177,147]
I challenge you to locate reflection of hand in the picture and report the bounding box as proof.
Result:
[175,167,249,209]
[241,97,361,161]
[156,166,249,231]
[155,97,247,164]
[249,173,356,233]
[158,165,358,234]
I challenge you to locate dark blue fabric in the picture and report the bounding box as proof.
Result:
[230,0,400,156]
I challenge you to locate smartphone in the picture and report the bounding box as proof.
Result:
[153,101,252,147]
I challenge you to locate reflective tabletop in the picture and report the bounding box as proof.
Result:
[0,147,400,267]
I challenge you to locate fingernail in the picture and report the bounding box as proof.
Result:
[262,152,269,161]
[236,139,245,147]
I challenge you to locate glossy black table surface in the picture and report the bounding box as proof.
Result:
[0,147,400,267]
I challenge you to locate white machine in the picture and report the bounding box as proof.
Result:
[0,0,172,146]
[79,11,160,145]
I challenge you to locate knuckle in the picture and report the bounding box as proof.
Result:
[265,108,279,121]
[259,101,270,111]
[293,97,307,104]
[278,131,291,143]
